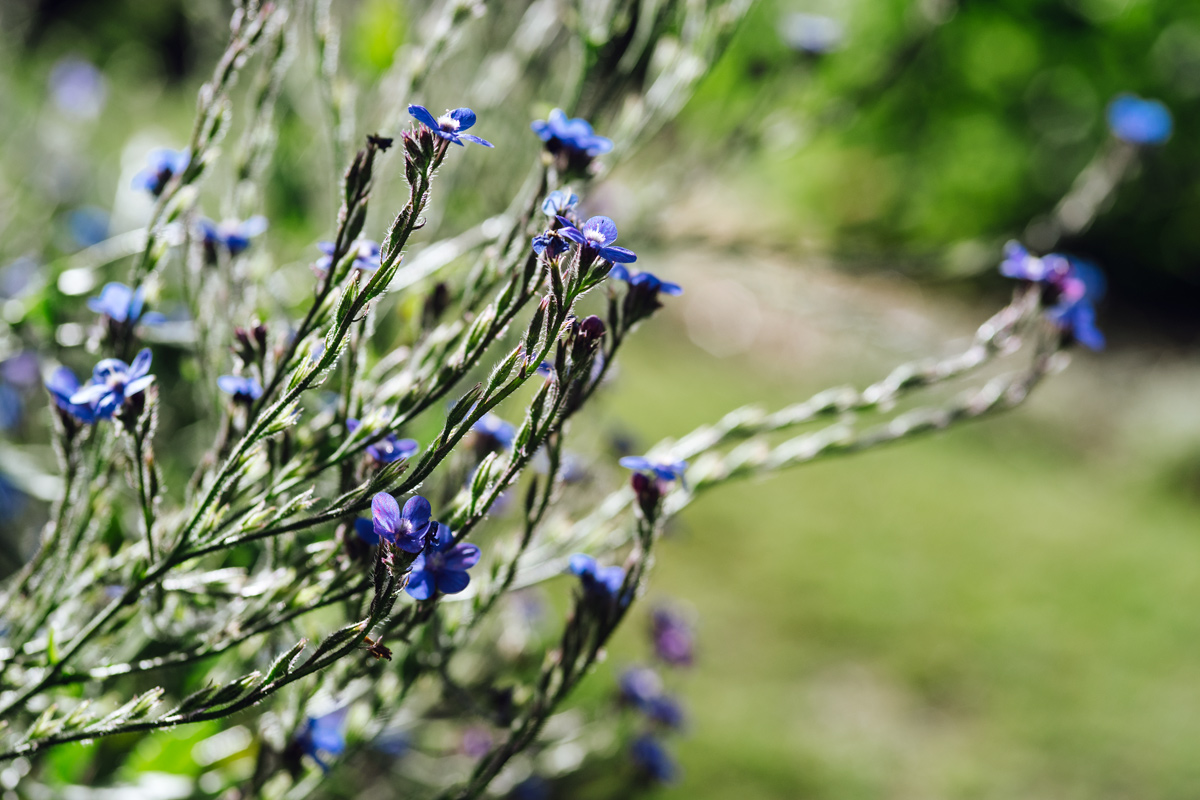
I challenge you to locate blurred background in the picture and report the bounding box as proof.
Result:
[2,0,1200,797]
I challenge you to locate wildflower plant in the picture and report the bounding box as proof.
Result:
[0,1,1125,798]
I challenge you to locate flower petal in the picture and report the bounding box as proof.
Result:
[568,553,597,577]
[441,543,480,571]
[408,104,440,130]
[608,265,631,282]
[449,108,477,130]
[584,216,618,247]
[129,348,153,379]
[70,383,109,405]
[372,492,401,536]
[92,358,127,384]
[400,495,432,530]
[619,456,653,472]
[458,133,494,148]
[404,569,436,600]
[435,569,471,595]
[598,245,637,264]
[354,518,379,546]
[124,375,155,397]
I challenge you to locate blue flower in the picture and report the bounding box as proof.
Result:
[405,522,481,600]
[555,216,637,264]
[408,105,494,148]
[781,13,845,55]
[619,455,687,484]
[568,553,625,598]
[67,206,110,248]
[298,706,349,773]
[132,148,188,196]
[217,375,263,403]
[199,216,268,257]
[629,735,679,784]
[346,419,418,464]
[609,265,682,297]
[69,349,155,419]
[645,694,686,729]
[531,231,570,258]
[998,242,1106,351]
[618,666,663,708]
[316,239,380,275]
[541,190,579,217]
[49,57,107,119]
[1106,94,1172,145]
[531,109,613,158]
[472,413,516,450]
[87,282,166,326]
[45,366,97,424]
[651,606,695,667]
[354,517,379,546]
[372,492,434,553]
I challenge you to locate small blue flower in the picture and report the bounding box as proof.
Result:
[1106,94,1172,145]
[45,366,97,424]
[998,242,1106,351]
[472,413,516,450]
[217,375,263,403]
[199,216,268,257]
[49,57,107,119]
[618,666,663,708]
[67,206,110,248]
[87,282,166,326]
[555,216,637,264]
[346,419,418,464]
[645,694,686,729]
[132,148,189,196]
[405,522,481,600]
[531,231,571,258]
[629,734,679,784]
[408,105,494,148]
[531,109,613,158]
[298,706,349,773]
[372,492,434,553]
[619,455,687,484]
[541,190,579,217]
[69,349,155,419]
[316,239,380,275]
[609,265,682,297]
[568,553,625,598]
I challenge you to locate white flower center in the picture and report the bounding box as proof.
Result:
[437,114,460,132]
[584,228,605,245]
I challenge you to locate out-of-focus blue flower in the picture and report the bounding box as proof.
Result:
[347,419,418,464]
[354,517,378,546]
[133,148,189,196]
[45,366,97,424]
[69,349,155,419]
[651,606,694,667]
[472,413,516,450]
[618,666,663,708]
[372,492,434,553]
[1106,94,1172,145]
[532,231,570,258]
[217,375,263,403]
[532,109,613,158]
[609,265,682,297]
[199,216,268,257]
[541,190,579,217]
[67,206,110,248]
[408,105,494,148]
[0,257,39,299]
[49,57,107,119]
[298,706,349,773]
[87,282,166,326]
[405,522,481,599]
[555,216,637,264]
[460,725,494,758]
[1,352,39,388]
[629,735,678,784]
[645,694,686,729]
[999,242,1106,350]
[509,775,551,800]
[316,239,380,275]
[781,13,845,54]
[568,553,625,598]
[619,455,687,484]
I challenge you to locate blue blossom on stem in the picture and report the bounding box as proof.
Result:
[531,109,613,158]
[87,282,166,326]
[217,375,263,403]
[568,553,625,598]
[609,265,682,297]
[645,694,686,729]
[629,735,679,784]
[472,413,516,450]
[347,419,418,464]
[315,240,380,275]
[132,148,188,196]
[541,190,579,217]
[408,105,494,148]
[1106,94,1172,145]
[619,455,687,484]
[45,367,97,424]
[199,216,268,257]
[372,492,434,553]
[555,216,637,264]
[70,349,155,419]
[298,706,349,773]
[618,666,663,708]
[999,241,1105,351]
[532,231,570,258]
[405,522,481,599]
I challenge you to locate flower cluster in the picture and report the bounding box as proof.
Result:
[368,493,481,599]
[47,349,155,423]
[621,455,687,517]
[1000,242,1105,350]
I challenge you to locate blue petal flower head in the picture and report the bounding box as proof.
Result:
[531,109,613,157]
[651,606,695,666]
[1107,94,1173,145]
[347,419,419,464]
[45,366,97,424]
[535,360,554,378]
[315,239,380,275]
[472,413,516,450]
[617,665,663,709]
[49,57,107,119]
[405,522,481,600]
[608,265,682,297]
[531,231,571,258]
[298,706,349,773]
[199,216,268,257]
[408,105,494,148]
[619,455,687,484]
[541,190,579,217]
[217,375,263,403]
[87,282,166,326]
[132,148,188,196]
[69,349,155,419]
[998,242,1106,351]
[568,553,625,598]
[372,492,434,553]
[629,735,679,784]
[646,694,686,729]
[555,216,637,264]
